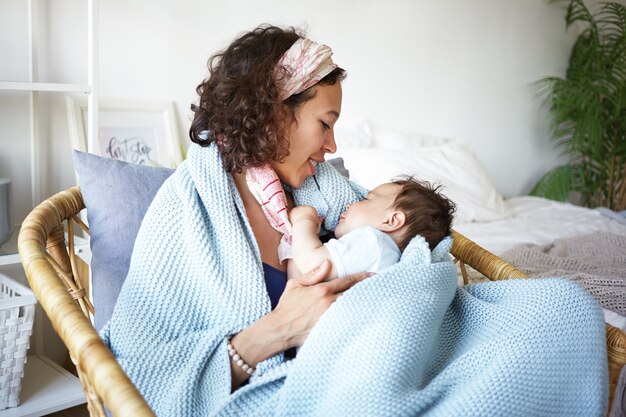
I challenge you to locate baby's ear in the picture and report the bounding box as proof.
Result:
[381,211,406,232]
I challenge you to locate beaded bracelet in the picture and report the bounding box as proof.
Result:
[227,340,256,375]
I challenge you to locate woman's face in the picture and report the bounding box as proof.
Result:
[271,82,342,188]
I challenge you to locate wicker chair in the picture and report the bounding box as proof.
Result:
[18,186,626,416]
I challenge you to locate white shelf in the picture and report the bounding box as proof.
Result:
[2,1,98,415]
[0,356,86,417]
[0,82,91,94]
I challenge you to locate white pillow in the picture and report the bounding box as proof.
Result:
[334,143,509,224]
[333,119,375,148]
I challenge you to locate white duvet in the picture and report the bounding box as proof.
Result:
[454,195,626,255]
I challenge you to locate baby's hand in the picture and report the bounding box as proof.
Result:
[289,205,321,225]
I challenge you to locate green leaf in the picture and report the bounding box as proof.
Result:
[530,165,575,201]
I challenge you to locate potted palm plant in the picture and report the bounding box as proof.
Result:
[531,0,626,211]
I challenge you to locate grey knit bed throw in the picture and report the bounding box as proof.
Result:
[502,232,626,316]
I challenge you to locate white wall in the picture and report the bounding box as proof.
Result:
[2,0,611,224]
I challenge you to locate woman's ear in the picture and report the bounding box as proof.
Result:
[381,211,406,232]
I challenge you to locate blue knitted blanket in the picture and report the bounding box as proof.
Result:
[102,144,608,416]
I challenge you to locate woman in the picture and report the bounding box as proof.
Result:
[187,24,369,391]
[102,24,370,414]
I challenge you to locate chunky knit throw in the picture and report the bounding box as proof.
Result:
[102,144,608,416]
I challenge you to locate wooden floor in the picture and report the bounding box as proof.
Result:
[45,404,89,417]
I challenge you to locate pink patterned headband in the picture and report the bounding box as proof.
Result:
[275,37,338,101]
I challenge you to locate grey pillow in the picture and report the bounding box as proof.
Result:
[326,157,349,179]
[72,151,174,330]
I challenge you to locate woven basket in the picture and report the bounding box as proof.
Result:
[0,274,36,410]
[17,186,626,416]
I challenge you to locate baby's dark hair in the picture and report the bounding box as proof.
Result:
[391,176,456,251]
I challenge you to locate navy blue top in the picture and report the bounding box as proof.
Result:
[262,262,287,310]
[262,263,296,359]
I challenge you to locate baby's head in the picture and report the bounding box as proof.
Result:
[334,177,456,251]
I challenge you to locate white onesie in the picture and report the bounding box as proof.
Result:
[324,226,401,278]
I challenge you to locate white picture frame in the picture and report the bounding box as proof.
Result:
[66,98,184,168]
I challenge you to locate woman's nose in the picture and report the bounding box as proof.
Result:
[324,131,337,154]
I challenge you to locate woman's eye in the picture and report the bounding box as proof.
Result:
[321,121,330,130]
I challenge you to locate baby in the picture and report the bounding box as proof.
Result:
[288,177,456,280]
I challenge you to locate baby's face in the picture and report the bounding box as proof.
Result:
[334,183,401,238]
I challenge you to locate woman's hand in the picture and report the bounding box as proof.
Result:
[229,261,369,391]
[271,260,370,348]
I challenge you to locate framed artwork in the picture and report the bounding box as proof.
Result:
[66,98,184,168]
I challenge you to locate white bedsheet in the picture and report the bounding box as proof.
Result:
[454,196,626,331]
[454,196,626,255]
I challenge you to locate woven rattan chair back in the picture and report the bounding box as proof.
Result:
[18,186,626,416]
[19,187,155,417]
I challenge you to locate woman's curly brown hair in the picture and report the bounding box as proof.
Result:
[189,24,347,173]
